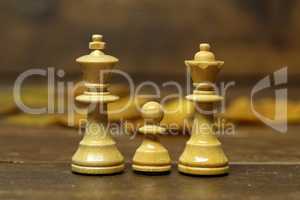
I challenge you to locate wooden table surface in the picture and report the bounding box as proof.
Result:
[1,125,299,200]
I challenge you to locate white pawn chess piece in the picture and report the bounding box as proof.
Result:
[132,101,172,173]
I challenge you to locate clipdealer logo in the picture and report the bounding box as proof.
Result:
[251,67,288,133]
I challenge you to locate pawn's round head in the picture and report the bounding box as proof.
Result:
[141,101,164,123]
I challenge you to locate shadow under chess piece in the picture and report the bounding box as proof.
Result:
[71,34,124,175]
[178,43,229,176]
[132,102,172,173]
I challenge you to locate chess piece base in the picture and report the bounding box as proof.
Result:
[132,164,171,173]
[178,164,229,176]
[71,163,125,175]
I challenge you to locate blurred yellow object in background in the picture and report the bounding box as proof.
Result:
[1,85,300,129]
[4,114,57,127]
[0,89,18,115]
[161,98,194,130]
[224,97,300,124]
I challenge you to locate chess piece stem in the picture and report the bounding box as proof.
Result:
[71,34,124,175]
[178,43,229,175]
[132,102,172,173]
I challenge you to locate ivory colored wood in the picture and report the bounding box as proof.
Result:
[178,43,229,175]
[132,102,171,173]
[71,34,124,175]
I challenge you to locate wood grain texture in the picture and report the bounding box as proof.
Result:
[0,125,300,199]
[0,126,300,164]
[0,163,299,200]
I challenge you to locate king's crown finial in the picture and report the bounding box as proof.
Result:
[89,34,105,50]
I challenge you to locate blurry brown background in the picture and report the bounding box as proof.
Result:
[0,0,299,83]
